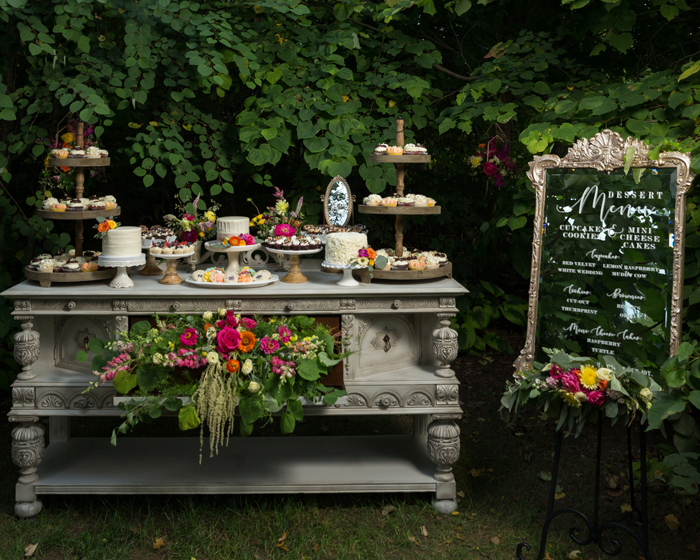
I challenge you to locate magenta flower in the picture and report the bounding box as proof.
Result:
[240,317,257,330]
[183,213,195,221]
[260,336,280,354]
[225,311,238,329]
[217,326,241,355]
[274,224,296,237]
[587,390,606,407]
[482,162,498,176]
[549,365,564,380]
[358,248,369,257]
[180,328,198,347]
[241,233,256,245]
[278,325,291,343]
[181,230,197,243]
[561,371,582,393]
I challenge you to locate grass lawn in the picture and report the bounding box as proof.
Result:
[1,331,698,559]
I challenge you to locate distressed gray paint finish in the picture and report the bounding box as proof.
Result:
[5,269,467,516]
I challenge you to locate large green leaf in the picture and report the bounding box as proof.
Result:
[113,371,137,394]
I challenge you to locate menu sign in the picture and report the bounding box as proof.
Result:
[537,168,677,372]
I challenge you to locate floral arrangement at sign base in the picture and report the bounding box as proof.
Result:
[78,311,348,462]
[500,348,658,436]
[164,195,219,243]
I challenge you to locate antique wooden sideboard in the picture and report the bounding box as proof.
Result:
[4,267,466,517]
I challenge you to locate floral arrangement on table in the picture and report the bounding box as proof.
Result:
[164,195,220,243]
[78,311,348,462]
[93,216,120,238]
[500,348,658,436]
[349,247,388,272]
[249,187,304,238]
[468,136,517,189]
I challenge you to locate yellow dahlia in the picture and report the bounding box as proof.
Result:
[580,365,599,390]
[561,391,581,408]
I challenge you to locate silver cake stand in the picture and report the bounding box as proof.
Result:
[97,254,147,288]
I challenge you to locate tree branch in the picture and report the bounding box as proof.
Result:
[350,18,382,34]
[432,63,477,82]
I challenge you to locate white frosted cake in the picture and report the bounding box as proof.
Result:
[217,216,249,241]
[325,232,368,265]
[102,226,142,258]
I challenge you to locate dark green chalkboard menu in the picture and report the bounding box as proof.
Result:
[537,168,676,372]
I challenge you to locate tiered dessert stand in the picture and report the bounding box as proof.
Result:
[25,121,117,288]
[204,241,262,275]
[267,247,324,283]
[357,117,452,282]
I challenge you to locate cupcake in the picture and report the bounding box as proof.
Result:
[79,262,92,272]
[408,259,425,271]
[27,258,43,271]
[67,199,83,212]
[70,149,86,158]
[55,149,69,159]
[150,245,163,255]
[98,149,109,158]
[391,258,410,271]
[63,261,80,273]
[413,195,429,207]
[37,253,53,261]
[403,143,420,155]
[424,254,440,270]
[426,197,436,207]
[43,197,58,210]
[162,245,174,255]
[85,146,100,158]
[104,195,117,209]
[397,197,414,207]
[38,261,54,273]
[363,194,383,206]
[52,202,67,212]
[386,146,403,156]
[373,143,389,155]
[382,197,398,207]
[89,200,106,210]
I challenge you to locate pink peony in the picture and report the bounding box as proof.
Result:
[260,336,280,354]
[483,162,498,176]
[587,390,606,407]
[180,328,198,347]
[217,326,241,355]
[561,371,581,393]
[240,317,257,330]
[274,223,296,237]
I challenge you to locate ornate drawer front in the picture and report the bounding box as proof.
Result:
[55,316,115,374]
[355,315,420,377]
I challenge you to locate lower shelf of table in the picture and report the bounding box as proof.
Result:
[35,435,436,495]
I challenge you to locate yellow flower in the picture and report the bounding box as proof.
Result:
[561,391,581,408]
[204,210,216,222]
[107,220,117,230]
[199,231,205,237]
[61,132,74,144]
[470,156,482,167]
[290,335,298,342]
[44,190,52,198]
[580,365,599,390]
[168,342,175,350]
[275,200,289,214]
[44,155,49,167]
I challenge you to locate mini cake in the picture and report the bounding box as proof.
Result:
[55,149,69,159]
[363,194,383,206]
[63,260,81,273]
[403,143,420,155]
[373,143,389,155]
[85,146,101,158]
[89,200,106,210]
[408,259,425,271]
[217,216,249,242]
[67,199,83,212]
[381,197,398,207]
[391,258,410,271]
[386,146,403,156]
[38,261,54,273]
[52,202,67,212]
[425,254,440,270]
[412,194,429,207]
[98,149,109,158]
[102,226,142,258]
[397,197,414,207]
[70,149,86,158]
[104,195,117,210]
[27,258,44,271]
[325,232,368,265]
[426,197,436,207]
[224,272,239,283]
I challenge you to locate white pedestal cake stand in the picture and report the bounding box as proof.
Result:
[267,247,323,283]
[322,260,363,287]
[97,254,146,288]
[204,242,261,275]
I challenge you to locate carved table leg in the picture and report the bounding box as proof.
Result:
[14,316,40,381]
[11,420,45,518]
[432,313,458,378]
[427,414,460,514]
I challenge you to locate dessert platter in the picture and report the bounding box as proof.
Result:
[369,140,430,164]
[266,246,324,284]
[202,216,261,275]
[185,266,278,289]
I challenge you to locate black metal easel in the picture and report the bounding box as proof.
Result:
[517,419,651,559]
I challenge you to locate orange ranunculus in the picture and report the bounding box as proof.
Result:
[598,379,608,390]
[478,143,486,148]
[239,331,256,353]
[226,359,240,374]
[60,166,71,172]
[107,220,117,229]
[97,222,110,233]
[203,323,212,333]
[367,248,377,260]
[227,235,243,246]
[572,369,581,378]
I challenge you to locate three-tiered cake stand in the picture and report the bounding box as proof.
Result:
[24,122,117,288]
[356,117,452,282]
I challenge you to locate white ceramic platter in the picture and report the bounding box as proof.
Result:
[185,275,279,289]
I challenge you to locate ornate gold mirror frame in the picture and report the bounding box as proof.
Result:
[515,130,696,371]
[320,175,354,227]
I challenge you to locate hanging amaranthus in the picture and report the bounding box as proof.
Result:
[194,353,238,463]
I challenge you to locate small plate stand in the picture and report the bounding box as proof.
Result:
[267,247,324,283]
[204,241,261,275]
[97,254,146,288]
[155,252,195,285]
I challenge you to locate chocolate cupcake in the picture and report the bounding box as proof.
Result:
[391,258,410,271]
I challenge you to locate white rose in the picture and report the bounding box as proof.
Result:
[202,311,213,322]
[639,387,653,402]
[575,391,587,403]
[596,367,613,381]
[218,308,226,317]
[206,327,216,340]
[206,352,219,365]
[248,381,261,393]
[242,359,253,375]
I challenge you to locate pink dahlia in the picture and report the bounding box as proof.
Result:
[278,325,291,343]
[549,364,564,380]
[180,328,199,346]
[260,336,280,354]
[561,371,582,393]
[240,317,257,330]
[587,390,606,407]
[274,223,296,237]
